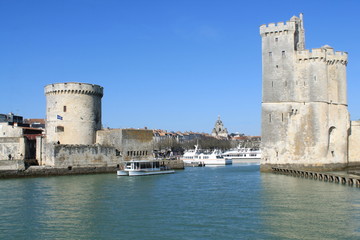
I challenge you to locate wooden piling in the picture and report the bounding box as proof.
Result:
[271,167,360,188]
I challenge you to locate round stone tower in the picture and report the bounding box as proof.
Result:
[44,82,103,145]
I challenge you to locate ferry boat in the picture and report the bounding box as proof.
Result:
[222,147,261,163]
[117,160,175,176]
[181,145,232,166]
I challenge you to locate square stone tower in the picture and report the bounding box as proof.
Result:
[260,14,350,171]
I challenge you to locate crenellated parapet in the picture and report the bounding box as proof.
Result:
[260,14,350,172]
[260,21,297,37]
[297,47,348,65]
[45,82,103,97]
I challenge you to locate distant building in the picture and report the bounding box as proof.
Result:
[211,116,228,138]
[229,135,261,148]
[0,114,43,170]
[0,113,23,125]
[24,119,45,129]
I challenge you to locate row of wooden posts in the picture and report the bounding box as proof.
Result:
[272,168,360,187]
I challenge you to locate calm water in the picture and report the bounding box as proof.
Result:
[1,164,360,240]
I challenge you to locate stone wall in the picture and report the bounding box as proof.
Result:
[0,166,119,178]
[260,15,351,172]
[0,137,26,170]
[349,121,360,166]
[159,159,184,170]
[45,82,103,145]
[97,129,154,161]
[44,144,120,168]
[0,122,23,137]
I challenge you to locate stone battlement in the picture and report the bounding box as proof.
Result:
[260,21,297,36]
[45,82,103,97]
[297,47,347,65]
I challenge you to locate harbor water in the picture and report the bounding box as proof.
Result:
[1,164,360,239]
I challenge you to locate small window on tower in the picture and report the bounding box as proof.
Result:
[275,38,278,42]
[56,126,64,132]
[269,52,272,57]
[63,106,67,112]
[282,51,286,57]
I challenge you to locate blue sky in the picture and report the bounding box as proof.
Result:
[0,0,359,136]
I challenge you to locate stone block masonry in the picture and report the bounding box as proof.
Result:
[44,144,120,168]
[44,82,103,145]
[260,14,355,172]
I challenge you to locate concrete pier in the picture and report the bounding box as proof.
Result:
[271,167,360,187]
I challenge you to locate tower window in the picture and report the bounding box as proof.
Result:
[269,114,272,123]
[275,38,278,42]
[269,52,272,57]
[282,51,286,57]
[63,106,67,112]
[56,126,64,132]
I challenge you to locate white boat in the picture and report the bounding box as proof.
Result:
[222,147,261,163]
[117,160,175,176]
[181,145,232,166]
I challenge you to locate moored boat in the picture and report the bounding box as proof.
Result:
[181,145,232,166]
[117,160,175,176]
[222,147,261,163]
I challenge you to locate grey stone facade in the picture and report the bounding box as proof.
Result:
[97,128,154,162]
[41,82,158,170]
[260,14,353,171]
[44,82,103,145]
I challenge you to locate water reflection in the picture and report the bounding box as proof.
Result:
[0,166,360,239]
[260,173,360,239]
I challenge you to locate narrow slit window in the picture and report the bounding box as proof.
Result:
[269,114,272,123]
[282,51,286,57]
[63,106,67,112]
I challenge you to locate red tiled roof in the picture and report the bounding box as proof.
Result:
[24,119,45,124]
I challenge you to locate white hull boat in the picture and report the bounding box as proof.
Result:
[117,160,175,176]
[222,147,261,163]
[181,145,232,166]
